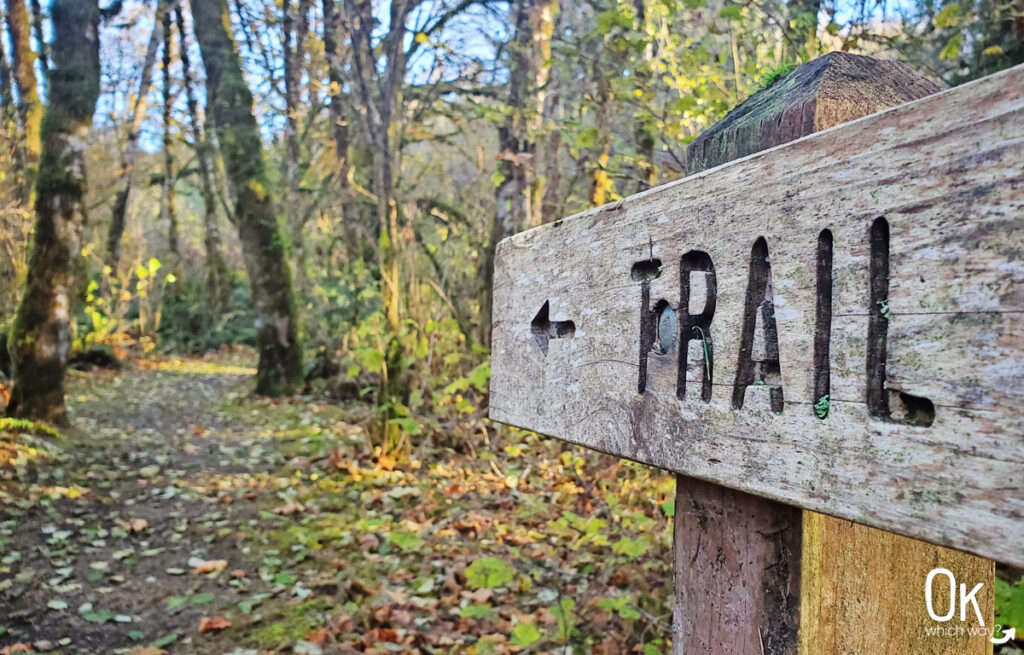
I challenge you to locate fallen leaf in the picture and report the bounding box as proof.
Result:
[363,627,399,645]
[197,616,231,633]
[272,500,304,515]
[496,150,534,167]
[126,647,165,655]
[304,628,329,645]
[192,559,227,575]
[374,454,397,472]
[0,645,35,654]
[231,569,246,578]
[130,518,148,532]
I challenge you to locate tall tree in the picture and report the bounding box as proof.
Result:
[346,0,411,341]
[106,0,171,271]
[176,6,228,307]
[631,0,656,193]
[321,0,358,260]
[282,0,310,289]
[481,0,555,345]
[342,0,415,406]
[28,0,46,76]
[6,0,42,201]
[6,0,101,423]
[0,8,13,123]
[161,6,179,257]
[190,0,304,396]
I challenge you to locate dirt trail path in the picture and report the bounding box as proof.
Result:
[0,354,676,655]
[1,356,281,654]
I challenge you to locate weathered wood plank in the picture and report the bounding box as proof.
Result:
[681,52,941,175]
[673,476,801,654]
[490,63,1024,566]
[672,52,990,655]
[799,513,995,654]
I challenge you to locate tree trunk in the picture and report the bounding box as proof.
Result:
[537,0,562,225]
[481,0,535,347]
[106,0,170,272]
[589,70,614,207]
[190,0,303,396]
[6,0,101,424]
[321,0,358,261]
[6,0,42,202]
[282,0,310,292]
[0,9,13,122]
[161,7,179,258]
[28,0,47,77]
[631,0,656,193]
[344,0,411,407]
[176,6,228,307]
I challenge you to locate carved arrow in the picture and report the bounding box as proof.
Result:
[531,300,575,356]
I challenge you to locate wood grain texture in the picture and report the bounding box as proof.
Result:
[489,63,1024,566]
[673,476,801,654]
[671,53,989,655]
[800,513,994,654]
[786,55,993,655]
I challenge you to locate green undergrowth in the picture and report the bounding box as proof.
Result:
[0,417,63,439]
[208,376,677,653]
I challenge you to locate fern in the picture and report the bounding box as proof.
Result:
[0,417,63,439]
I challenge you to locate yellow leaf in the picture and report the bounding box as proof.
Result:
[982,45,1004,56]
[414,31,429,43]
[934,3,960,28]
[192,559,227,574]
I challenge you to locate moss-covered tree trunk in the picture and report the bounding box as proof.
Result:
[6,0,101,424]
[190,0,303,396]
[6,0,42,202]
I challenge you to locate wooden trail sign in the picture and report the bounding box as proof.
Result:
[490,62,1024,568]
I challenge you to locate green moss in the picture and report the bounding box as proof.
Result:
[756,62,798,91]
[249,598,328,646]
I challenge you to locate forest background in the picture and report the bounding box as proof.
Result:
[0,0,1021,652]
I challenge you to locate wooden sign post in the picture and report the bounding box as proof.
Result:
[490,54,1022,653]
